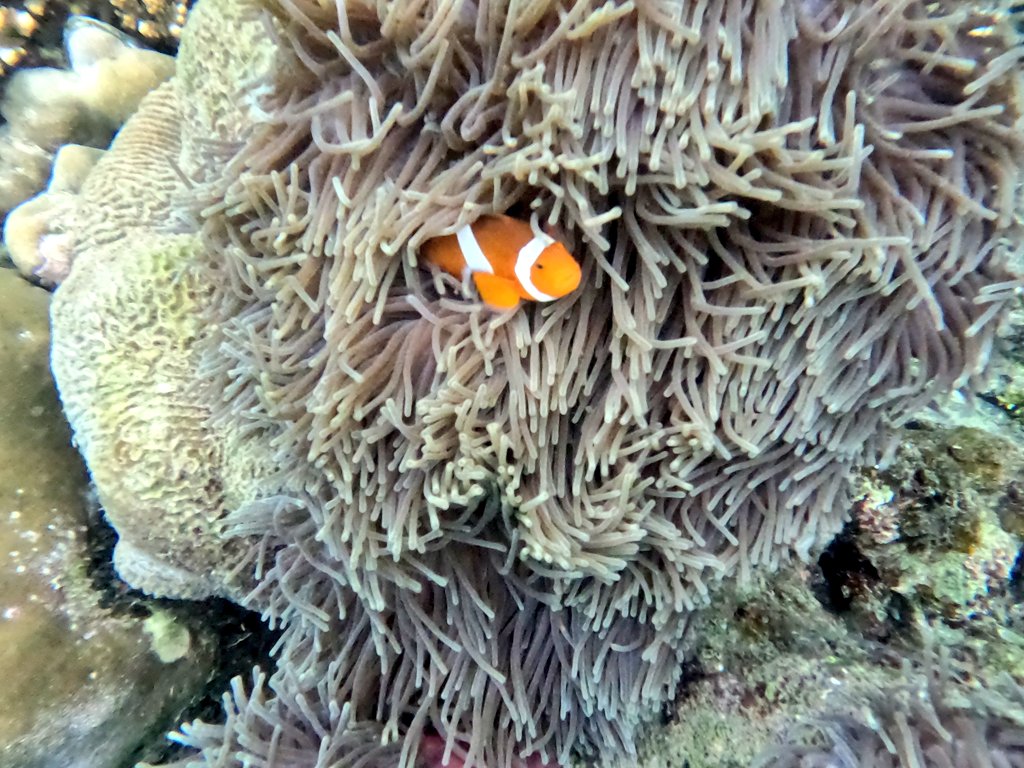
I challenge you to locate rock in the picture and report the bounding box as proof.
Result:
[0,269,218,768]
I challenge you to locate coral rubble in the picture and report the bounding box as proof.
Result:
[16,0,1024,765]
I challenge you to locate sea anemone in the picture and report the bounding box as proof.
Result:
[753,654,1024,768]
[39,0,1024,764]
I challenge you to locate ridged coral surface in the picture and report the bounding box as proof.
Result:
[44,0,1024,765]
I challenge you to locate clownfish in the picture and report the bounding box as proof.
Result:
[421,214,582,309]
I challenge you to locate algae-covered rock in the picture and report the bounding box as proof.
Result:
[0,269,218,768]
[628,568,898,768]
[840,417,1022,639]
[630,399,1024,768]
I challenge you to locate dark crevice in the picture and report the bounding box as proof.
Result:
[82,494,278,766]
[815,525,881,614]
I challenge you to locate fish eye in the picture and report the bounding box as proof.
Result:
[536,264,545,269]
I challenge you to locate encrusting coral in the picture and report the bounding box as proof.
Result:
[25,0,1024,765]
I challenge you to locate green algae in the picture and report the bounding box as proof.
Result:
[143,608,193,664]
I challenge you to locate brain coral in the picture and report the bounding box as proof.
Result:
[39,0,1024,765]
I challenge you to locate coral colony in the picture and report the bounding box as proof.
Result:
[6,0,1024,766]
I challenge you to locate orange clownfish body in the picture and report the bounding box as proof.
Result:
[421,214,582,309]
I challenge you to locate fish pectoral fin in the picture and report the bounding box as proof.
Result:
[472,273,522,309]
